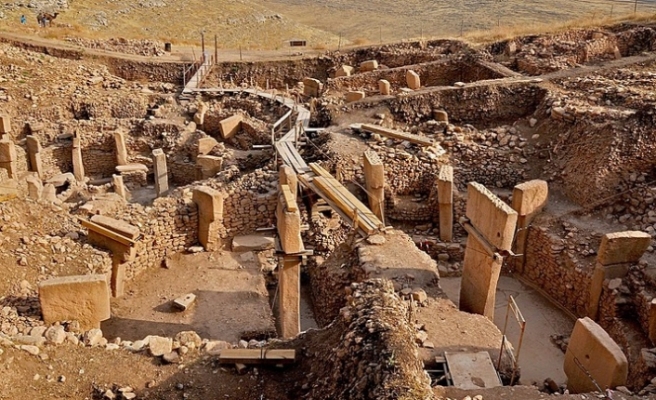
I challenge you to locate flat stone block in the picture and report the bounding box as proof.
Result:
[360,60,378,72]
[0,115,10,133]
[437,165,454,204]
[465,182,518,251]
[379,79,391,95]
[0,138,16,162]
[345,91,366,103]
[116,163,148,173]
[459,233,502,320]
[363,151,384,189]
[173,293,197,311]
[197,155,223,179]
[335,65,354,77]
[406,70,421,90]
[433,110,448,123]
[564,317,628,393]
[277,202,303,254]
[232,234,275,252]
[38,275,110,330]
[91,215,140,239]
[597,231,651,266]
[198,137,219,155]
[219,115,243,139]
[512,179,548,216]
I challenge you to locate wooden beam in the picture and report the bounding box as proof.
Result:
[313,177,376,234]
[218,349,296,365]
[360,124,434,146]
[80,219,136,247]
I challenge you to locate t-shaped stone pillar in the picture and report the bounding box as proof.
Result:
[279,165,298,201]
[192,187,223,251]
[0,136,17,179]
[363,151,385,221]
[279,255,301,338]
[152,148,169,197]
[114,131,128,166]
[510,180,548,273]
[564,317,628,393]
[26,136,43,179]
[587,231,651,320]
[437,165,454,242]
[460,182,517,320]
[277,184,303,254]
[72,134,85,182]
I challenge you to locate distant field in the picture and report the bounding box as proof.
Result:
[1,0,656,49]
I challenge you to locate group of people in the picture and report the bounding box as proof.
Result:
[18,12,59,27]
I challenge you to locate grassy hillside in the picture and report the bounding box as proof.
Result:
[1,0,656,50]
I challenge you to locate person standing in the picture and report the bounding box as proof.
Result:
[20,14,26,24]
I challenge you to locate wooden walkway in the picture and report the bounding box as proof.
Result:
[183,85,384,237]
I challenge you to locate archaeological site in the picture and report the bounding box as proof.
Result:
[6,14,656,400]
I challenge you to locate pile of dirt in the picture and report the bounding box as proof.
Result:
[284,279,433,400]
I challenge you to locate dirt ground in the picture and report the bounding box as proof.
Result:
[440,275,575,387]
[102,251,276,342]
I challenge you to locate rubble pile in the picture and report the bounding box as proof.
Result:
[298,279,433,400]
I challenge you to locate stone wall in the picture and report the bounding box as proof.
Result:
[522,225,595,316]
[114,196,199,280]
[327,58,506,92]
[346,82,546,127]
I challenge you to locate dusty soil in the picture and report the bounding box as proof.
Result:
[102,251,276,342]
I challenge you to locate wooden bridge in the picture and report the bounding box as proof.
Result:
[183,84,384,237]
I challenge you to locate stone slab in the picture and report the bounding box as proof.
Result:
[360,60,378,72]
[198,137,219,155]
[345,91,365,103]
[363,151,384,189]
[232,234,275,252]
[406,70,421,90]
[116,163,148,173]
[219,115,243,139]
[379,79,391,95]
[38,274,110,330]
[437,165,454,204]
[114,131,128,166]
[459,232,503,320]
[90,215,140,240]
[564,317,628,393]
[196,155,223,179]
[276,200,303,254]
[512,180,548,216]
[279,256,301,339]
[0,115,10,133]
[192,187,223,251]
[465,182,518,251]
[597,231,651,266]
[334,65,354,77]
[0,138,16,162]
[445,351,502,389]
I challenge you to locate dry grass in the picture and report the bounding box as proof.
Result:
[463,11,656,44]
[2,0,656,52]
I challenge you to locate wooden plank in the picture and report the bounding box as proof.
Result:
[360,123,433,146]
[308,163,382,229]
[280,184,298,212]
[313,177,376,234]
[80,219,136,247]
[218,349,296,365]
[298,176,368,237]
